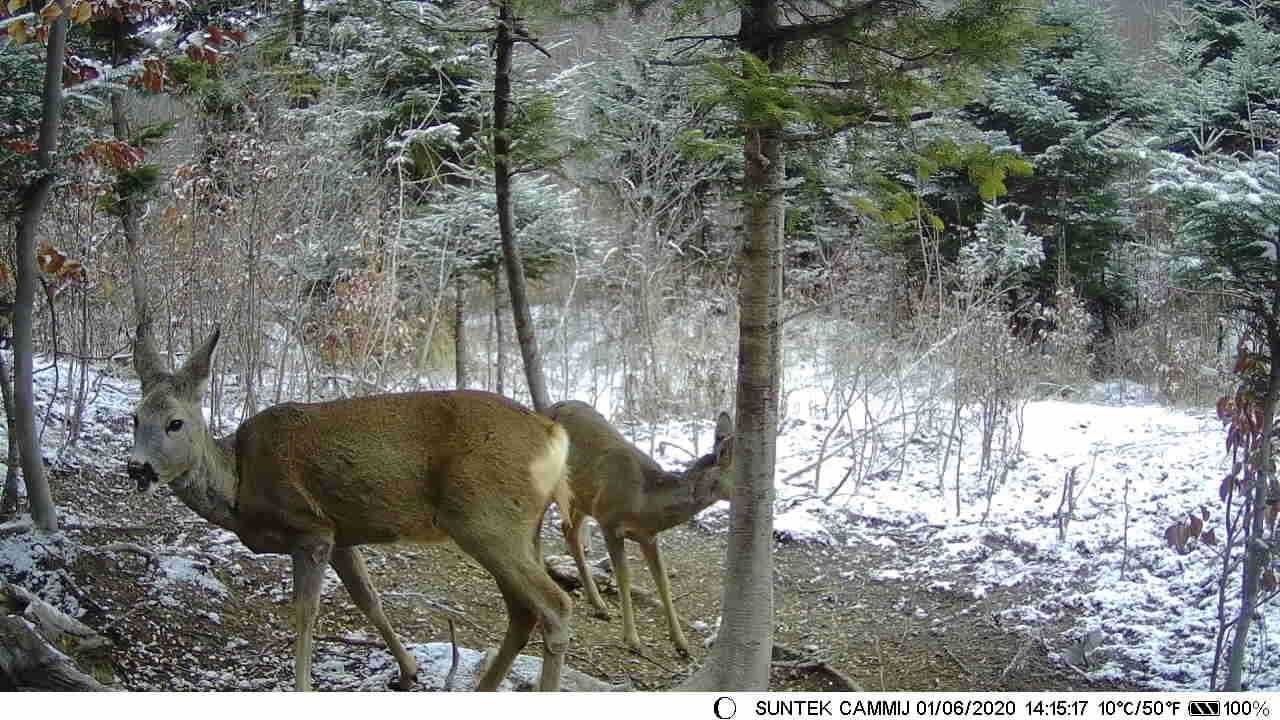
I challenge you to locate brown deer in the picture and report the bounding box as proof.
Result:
[546,400,733,655]
[127,324,574,691]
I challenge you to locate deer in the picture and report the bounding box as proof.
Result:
[545,400,733,656]
[126,324,574,692]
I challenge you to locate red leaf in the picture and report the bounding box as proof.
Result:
[2,139,37,155]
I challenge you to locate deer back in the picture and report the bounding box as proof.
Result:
[233,390,565,550]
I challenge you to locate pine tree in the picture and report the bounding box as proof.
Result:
[660,0,1037,689]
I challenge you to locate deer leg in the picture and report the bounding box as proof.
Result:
[637,536,690,655]
[603,531,642,652]
[474,586,536,691]
[471,556,571,692]
[290,540,333,692]
[566,515,609,619]
[330,546,418,690]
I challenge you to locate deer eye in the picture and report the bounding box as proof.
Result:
[166,419,184,433]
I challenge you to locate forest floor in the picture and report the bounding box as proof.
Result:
[2,462,1139,692]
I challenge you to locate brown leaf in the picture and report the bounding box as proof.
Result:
[70,0,91,23]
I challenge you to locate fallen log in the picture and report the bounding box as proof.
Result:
[0,615,111,691]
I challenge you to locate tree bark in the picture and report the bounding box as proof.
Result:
[682,0,783,691]
[291,0,305,44]
[493,0,551,412]
[12,2,70,532]
[0,615,110,691]
[0,349,20,517]
[493,267,506,395]
[109,26,150,332]
[455,277,469,389]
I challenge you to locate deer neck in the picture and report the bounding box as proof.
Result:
[170,428,240,533]
[644,466,724,532]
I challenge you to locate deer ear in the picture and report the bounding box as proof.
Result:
[174,326,221,400]
[714,411,733,448]
[715,435,735,469]
[134,320,169,394]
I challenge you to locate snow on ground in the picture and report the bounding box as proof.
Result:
[629,362,1258,690]
[0,348,1266,690]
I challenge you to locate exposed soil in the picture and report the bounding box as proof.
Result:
[23,464,1144,692]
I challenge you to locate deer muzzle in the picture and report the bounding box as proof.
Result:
[127,460,159,493]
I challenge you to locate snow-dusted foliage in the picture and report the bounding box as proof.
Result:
[960,202,1045,282]
[1150,150,1280,285]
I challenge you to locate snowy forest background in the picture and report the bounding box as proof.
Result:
[1,0,1280,693]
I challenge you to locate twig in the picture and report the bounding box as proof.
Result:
[93,542,160,567]
[54,569,103,614]
[943,644,973,678]
[1062,661,1092,681]
[626,644,673,673]
[315,634,385,648]
[873,635,886,691]
[381,591,497,640]
[443,618,460,691]
[1000,635,1033,680]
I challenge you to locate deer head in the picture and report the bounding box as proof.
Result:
[701,410,736,499]
[128,324,221,494]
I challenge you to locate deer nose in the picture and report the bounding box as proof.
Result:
[127,460,158,493]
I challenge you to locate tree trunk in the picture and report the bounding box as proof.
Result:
[493,0,551,412]
[455,277,469,390]
[12,2,70,532]
[493,267,506,395]
[683,0,783,690]
[108,22,150,333]
[110,96,150,331]
[290,0,305,44]
[0,349,20,518]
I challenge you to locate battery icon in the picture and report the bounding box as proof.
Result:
[1189,701,1222,717]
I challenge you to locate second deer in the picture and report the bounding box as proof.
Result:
[546,400,733,655]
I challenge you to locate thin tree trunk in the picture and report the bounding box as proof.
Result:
[493,0,551,412]
[454,278,469,390]
[291,0,305,44]
[493,268,506,395]
[0,349,21,517]
[683,0,782,690]
[12,2,69,532]
[109,34,149,332]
